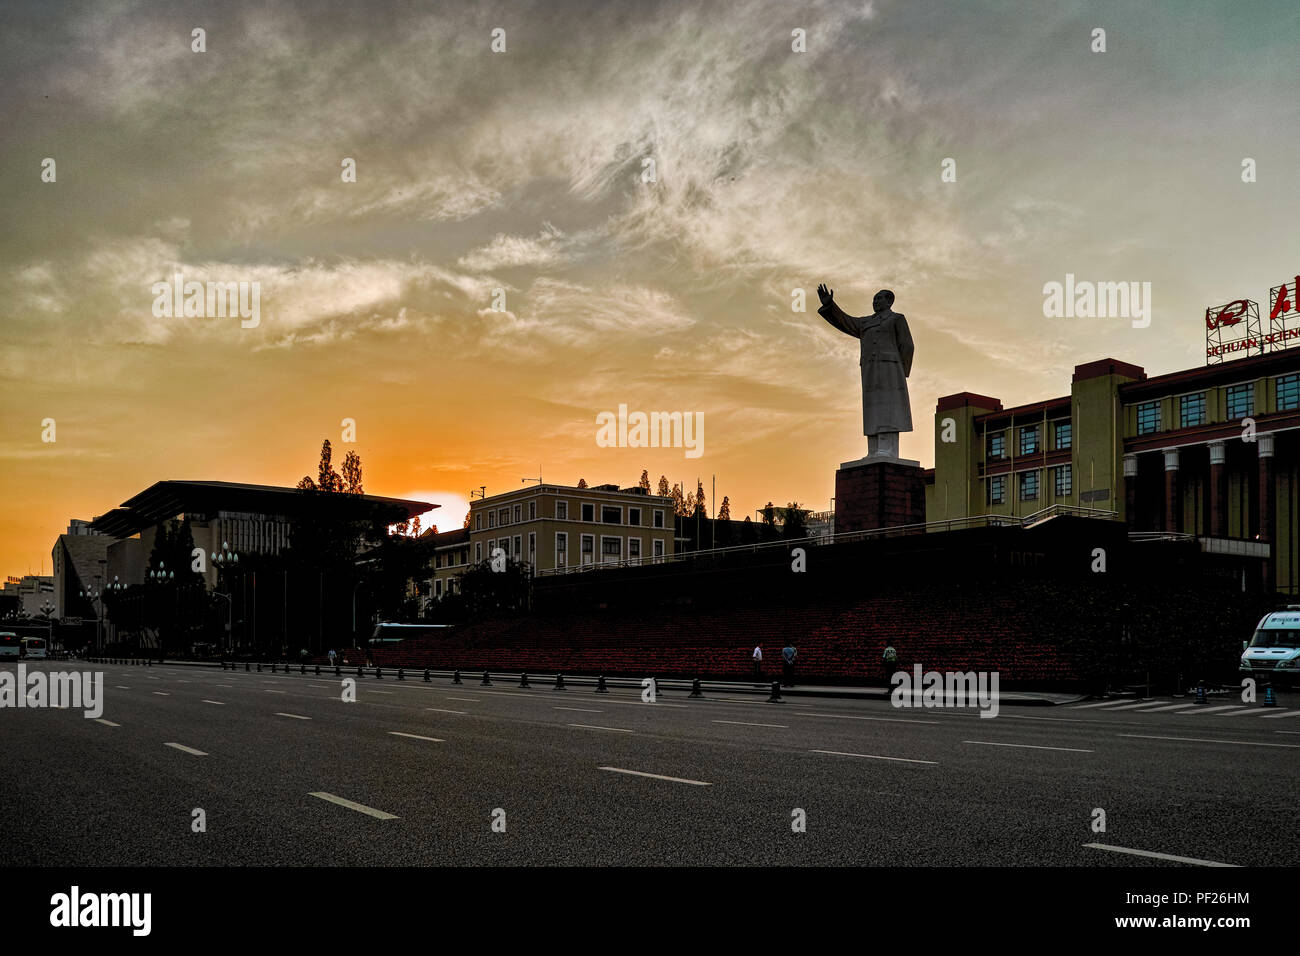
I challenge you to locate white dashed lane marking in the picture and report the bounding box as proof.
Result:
[308,792,398,820]
[164,743,207,756]
[568,724,634,734]
[811,749,937,765]
[388,732,443,743]
[964,740,1094,753]
[274,713,312,720]
[598,767,711,786]
[1084,843,1237,867]
[713,719,788,728]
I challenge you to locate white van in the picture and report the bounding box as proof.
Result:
[1241,607,1300,684]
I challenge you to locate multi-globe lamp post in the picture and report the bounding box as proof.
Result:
[212,543,239,654]
[77,586,100,652]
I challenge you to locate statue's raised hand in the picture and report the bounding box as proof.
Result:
[816,283,833,306]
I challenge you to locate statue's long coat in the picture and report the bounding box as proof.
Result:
[817,300,915,436]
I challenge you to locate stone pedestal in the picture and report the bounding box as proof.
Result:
[835,456,926,534]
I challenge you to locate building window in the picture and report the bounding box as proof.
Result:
[1054,421,1072,450]
[556,500,568,520]
[499,508,510,527]
[435,554,442,569]
[581,503,595,522]
[988,475,1006,505]
[987,432,1005,460]
[1225,384,1254,420]
[628,537,641,565]
[475,542,482,563]
[601,505,621,524]
[513,504,521,524]
[528,532,536,564]
[555,532,567,568]
[1054,464,1072,497]
[435,579,443,598]
[488,511,496,529]
[628,507,642,526]
[580,534,595,566]
[475,513,482,531]
[1136,401,1161,435]
[528,501,536,521]
[653,539,665,562]
[1278,374,1300,412]
[1179,392,1206,428]
[1019,424,1040,456]
[601,536,621,564]
[653,509,665,528]
[513,535,521,558]
[1019,470,1039,502]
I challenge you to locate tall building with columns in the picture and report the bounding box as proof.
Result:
[925,351,1300,593]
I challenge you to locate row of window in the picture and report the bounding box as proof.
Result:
[987,421,1071,460]
[467,533,667,568]
[988,465,1072,505]
[476,500,667,530]
[1134,374,1300,435]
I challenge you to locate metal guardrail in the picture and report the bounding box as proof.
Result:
[536,504,1119,576]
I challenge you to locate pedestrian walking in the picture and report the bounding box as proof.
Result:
[782,642,798,687]
[328,648,337,667]
[752,644,763,682]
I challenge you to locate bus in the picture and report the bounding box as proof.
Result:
[0,632,19,659]
[20,637,48,660]
[367,622,454,647]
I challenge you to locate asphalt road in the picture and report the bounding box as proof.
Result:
[1,661,1295,866]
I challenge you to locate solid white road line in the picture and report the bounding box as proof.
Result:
[1179,705,1247,715]
[811,749,938,764]
[164,743,207,756]
[964,740,1094,753]
[568,723,634,733]
[794,712,940,725]
[308,792,399,820]
[555,706,604,713]
[1107,701,1166,710]
[426,708,467,715]
[1083,843,1237,867]
[388,732,443,742]
[598,767,711,786]
[713,719,789,728]
[1070,699,1136,709]
[275,712,312,720]
[201,700,226,705]
[1118,733,1300,748]
[94,718,120,727]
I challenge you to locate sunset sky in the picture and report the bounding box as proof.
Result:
[3,0,1299,575]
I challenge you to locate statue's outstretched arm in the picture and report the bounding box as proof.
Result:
[816,286,859,337]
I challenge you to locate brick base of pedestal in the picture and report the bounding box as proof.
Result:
[835,459,926,533]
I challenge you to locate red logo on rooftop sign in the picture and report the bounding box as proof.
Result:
[1205,274,1300,365]
[1206,300,1248,330]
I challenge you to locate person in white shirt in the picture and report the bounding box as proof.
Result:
[752,645,763,682]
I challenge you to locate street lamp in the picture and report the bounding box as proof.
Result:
[212,543,239,654]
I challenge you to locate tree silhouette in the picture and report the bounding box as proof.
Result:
[577,478,589,489]
[638,470,651,492]
[341,451,363,494]
[657,475,670,497]
[718,496,731,520]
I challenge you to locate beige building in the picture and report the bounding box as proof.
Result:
[431,483,676,599]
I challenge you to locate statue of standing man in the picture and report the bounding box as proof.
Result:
[816,284,914,460]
